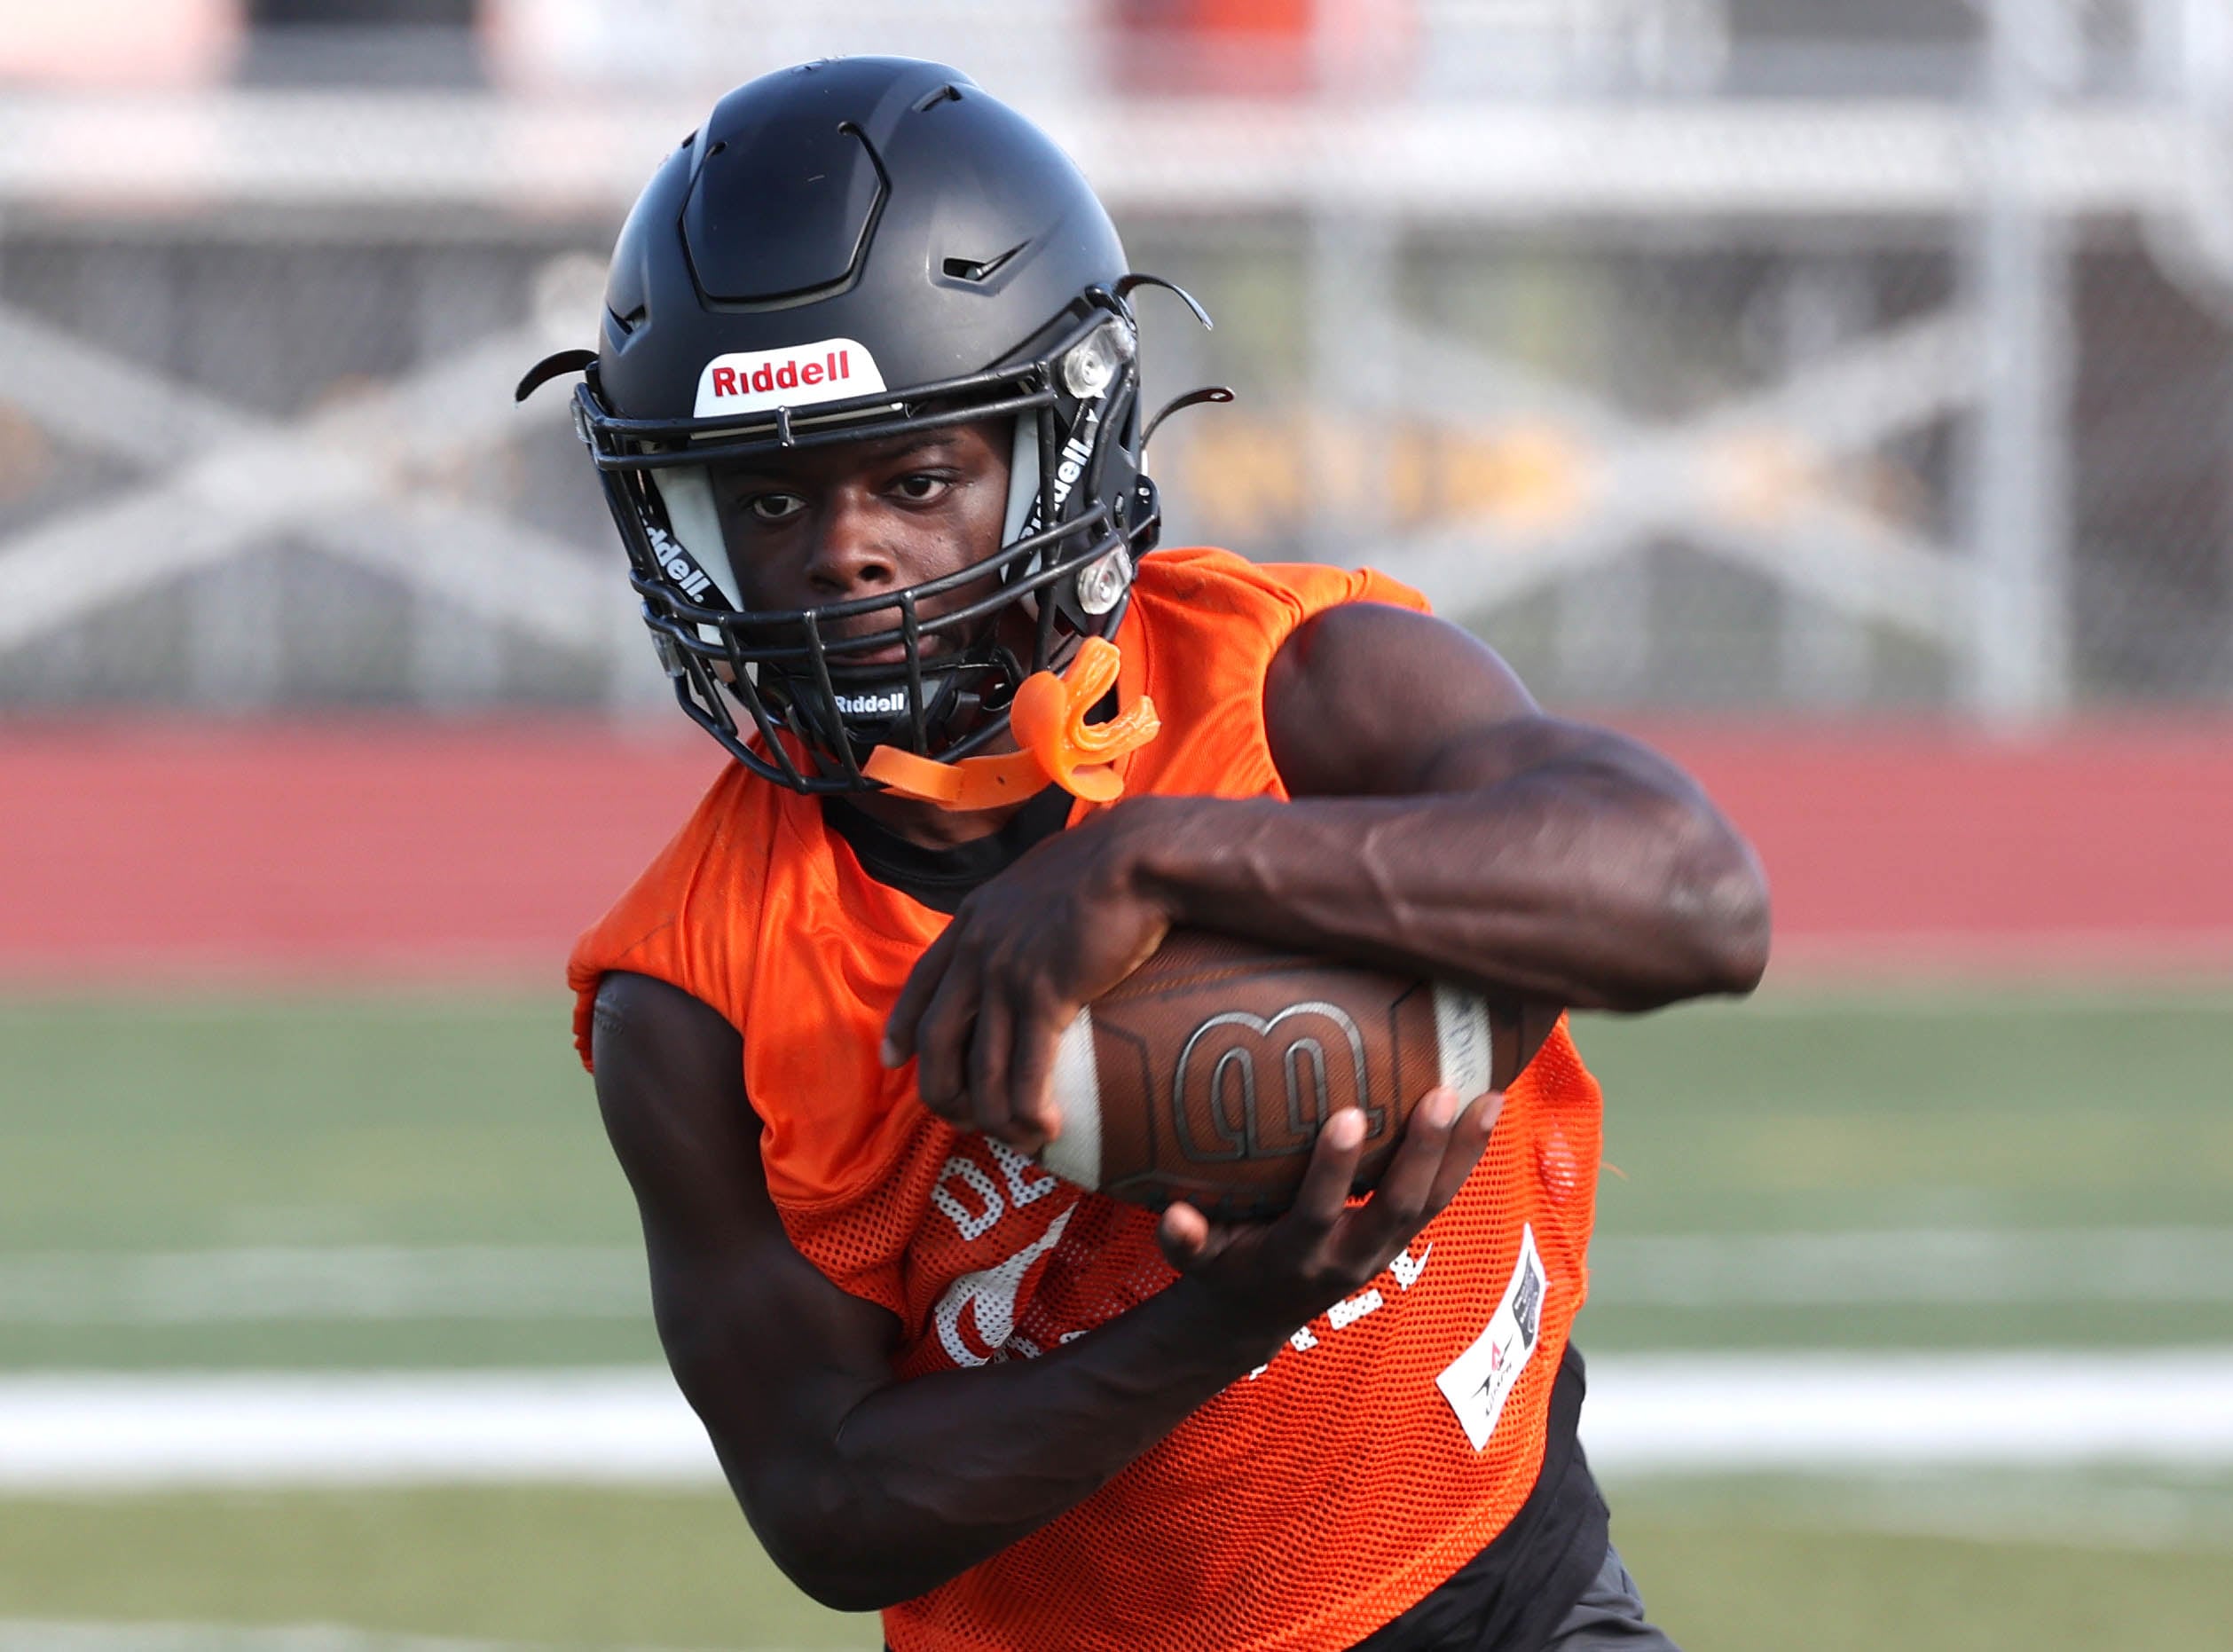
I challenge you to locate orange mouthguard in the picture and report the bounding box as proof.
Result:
[861,638,1160,811]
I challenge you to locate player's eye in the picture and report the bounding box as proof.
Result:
[747,492,806,523]
[892,472,953,503]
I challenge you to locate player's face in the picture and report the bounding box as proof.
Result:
[706,418,1015,660]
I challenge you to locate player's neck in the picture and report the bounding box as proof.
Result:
[840,705,1044,849]
[839,787,1036,850]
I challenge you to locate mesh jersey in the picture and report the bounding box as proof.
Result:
[568,547,1605,1652]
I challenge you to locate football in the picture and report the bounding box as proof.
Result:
[1038,929,1557,1219]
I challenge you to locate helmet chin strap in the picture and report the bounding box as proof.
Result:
[861,638,1158,811]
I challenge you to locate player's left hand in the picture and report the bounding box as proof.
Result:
[882,798,1176,1151]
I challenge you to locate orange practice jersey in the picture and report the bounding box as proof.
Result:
[569,548,1605,1652]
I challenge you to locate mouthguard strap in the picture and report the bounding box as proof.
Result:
[861,638,1159,810]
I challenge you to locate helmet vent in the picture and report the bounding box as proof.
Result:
[942,243,1026,284]
[682,115,887,304]
[606,303,647,337]
[913,83,965,112]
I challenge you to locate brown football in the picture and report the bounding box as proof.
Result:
[1038,929,1557,1219]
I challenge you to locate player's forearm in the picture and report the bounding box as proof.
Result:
[1119,759,1769,1011]
[746,1275,1282,1610]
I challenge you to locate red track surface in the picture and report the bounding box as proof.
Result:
[3,717,2229,987]
[0,720,722,987]
[1633,719,2233,976]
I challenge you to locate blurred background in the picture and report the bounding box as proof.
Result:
[2,2,2230,1648]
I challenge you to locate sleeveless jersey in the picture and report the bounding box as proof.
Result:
[568,547,1606,1652]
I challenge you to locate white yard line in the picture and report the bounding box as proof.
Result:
[3,1352,2232,1490]
[6,1230,2230,1325]
[0,1371,711,1489]
[1584,1349,2233,1471]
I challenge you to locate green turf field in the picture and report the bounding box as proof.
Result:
[2,985,2229,1648]
[2,1480,2231,1652]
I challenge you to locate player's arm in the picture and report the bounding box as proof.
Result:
[1155,598,1769,1008]
[885,601,1767,1145]
[591,968,1487,1610]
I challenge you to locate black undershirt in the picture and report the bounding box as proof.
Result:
[822,782,1075,916]
[831,792,1607,1651]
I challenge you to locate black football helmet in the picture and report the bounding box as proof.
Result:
[519,56,1217,795]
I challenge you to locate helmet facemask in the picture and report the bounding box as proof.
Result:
[578,299,1157,795]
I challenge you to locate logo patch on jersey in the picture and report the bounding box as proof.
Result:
[1435,1223,1547,1451]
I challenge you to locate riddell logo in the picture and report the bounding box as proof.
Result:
[693,337,886,418]
[834,687,907,718]
[646,525,712,602]
[1021,405,1102,537]
[712,350,849,399]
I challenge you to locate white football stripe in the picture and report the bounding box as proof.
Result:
[1039,1008,1103,1190]
[1432,982,1494,1098]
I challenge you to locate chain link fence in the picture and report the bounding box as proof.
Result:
[1,0,2229,720]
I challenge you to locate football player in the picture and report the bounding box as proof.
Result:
[534,57,1768,1652]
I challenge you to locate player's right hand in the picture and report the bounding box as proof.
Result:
[881,799,1176,1154]
[1154,1084,1502,1347]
